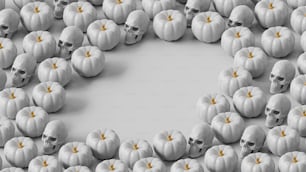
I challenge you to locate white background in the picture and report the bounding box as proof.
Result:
[0,0,304,171]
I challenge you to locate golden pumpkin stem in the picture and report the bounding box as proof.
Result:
[184,164,190,170]
[100,133,106,140]
[167,15,173,21]
[206,17,212,23]
[133,144,139,150]
[247,91,253,98]
[303,111,306,116]
[77,6,83,13]
[304,82,306,86]
[281,130,286,137]
[232,71,238,78]
[235,32,241,38]
[30,111,35,118]
[275,32,281,38]
[268,3,274,9]
[47,87,52,93]
[225,117,231,124]
[109,164,115,171]
[167,135,173,141]
[116,0,122,4]
[36,36,42,42]
[304,13,306,17]
[248,52,254,59]
[101,24,107,31]
[42,160,48,167]
[34,6,40,13]
[85,51,91,58]
[255,158,261,164]
[218,150,224,157]
[18,142,24,149]
[72,147,78,153]
[292,156,298,163]
[147,163,153,169]
[0,43,3,49]
[210,98,216,105]
[9,92,16,99]
[52,63,58,69]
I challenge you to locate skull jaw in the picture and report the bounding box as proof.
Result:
[270,82,289,94]
[54,7,64,19]
[188,144,208,158]
[11,75,30,88]
[240,146,254,158]
[58,47,73,60]
[43,142,60,155]
[125,32,143,45]
[227,20,242,28]
[265,116,284,128]
[185,14,195,28]
[0,30,13,39]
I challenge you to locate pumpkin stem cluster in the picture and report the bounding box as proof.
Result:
[247,91,253,98]
[9,92,16,99]
[77,6,83,13]
[184,164,190,170]
[36,36,43,42]
[248,52,254,59]
[133,144,139,150]
[116,0,122,4]
[72,147,79,153]
[52,63,58,69]
[275,32,281,38]
[30,111,35,118]
[206,17,212,23]
[235,32,241,38]
[147,163,153,169]
[281,130,286,137]
[18,142,24,149]
[85,51,91,58]
[100,133,106,140]
[47,87,52,93]
[218,150,224,157]
[232,71,238,78]
[101,25,107,31]
[225,117,231,124]
[34,6,40,13]
[42,160,48,167]
[167,135,173,141]
[109,164,115,171]
[255,158,261,164]
[167,15,173,21]
[268,3,274,9]
[210,98,216,105]
[0,43,3,49]
[292,156,298,163]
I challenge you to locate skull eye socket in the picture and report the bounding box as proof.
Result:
[248,142,255,147]
[270,74,275,78]
[42,134,47,139]
[185,6,189,10]
[191,9,200,13]
[12,67,16,72]
[235,22,242,26]
[49,137,57,142]
[240,139,245,144]
[18,70,26,75]
[124,24,129,28]
[196,140,203,145]
[266,107,270,112]
[65,42,73,47]
[1,25,8,30]
[61,1,68,5]
[132,26,139,31]
[277,76,284,81]
[188,138,193,144]
[273,110,280,115]
[58,40,63,46]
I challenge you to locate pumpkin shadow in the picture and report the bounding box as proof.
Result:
[98,61,127,79]
[58,95,88,115]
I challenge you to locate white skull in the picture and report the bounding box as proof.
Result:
[0,9,20,38]
[188,123,214,158]
[240,125,266,158]
[11,53,36,88]
[42,120,68,155]
[58,26,84,59]
[124,10,150,45]
[228,5,254,28]
[270,60,296,94]
[265,94,291,128]
[184,0,201,27]
[53,0,76,19]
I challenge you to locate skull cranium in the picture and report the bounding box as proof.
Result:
[240,125,266,158]
[188,123,214,158]
[58,26,84,59]
[42,120,68,155]
[265,94,291,128]
[124,10,150,45]
[184,0,210,27]
[11,53,36,88]
[0,9,20,38]
[53,0,76,19]
[270,60,296,94]
[228,5,254,28]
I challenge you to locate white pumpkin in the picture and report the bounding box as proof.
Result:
[153,10,187,41]
[38,57,72,86]
[63,2,97,32]
[4,137,38,168]
[0,118,15,147]
[20,2,54,31]
[241,153,275,172]
[16,106,49,138]
[290,75,306,105]
[142,0,176,19]
[233,86,266,118]
[196,93,230,124]
[103,0,136,24]
[262,26,295,58]
[255,0,289,28]
[291,7,306,35]
[266,125,299,156]
[212,0,247,17]
[153,130,187,161]
[170,158,204,172]
[119,139,153,168]
[0,88,30,119]
[191,11,226,43]
[88,0,103,5]
[64,166,92,172]
[87,19,120,51]
[279,151,306,172]
[133,157,166,172]
[0,69,7,91]
[23,31,56,63]
[58,142,93,168]
[32,82,66,113]
[95,159,129,172]
[211,112,245,144]
[0,38,17,69]
[218,67,252,97]
[301,31,306,52]
[1,167,25,172]
[86,128,120,160]
[288,105,306,137]
[298,53,306,74]
[71,46,105,77]
[204,145,238,172]
[221,26,255,57]
[233,47,268,78]
[28,155,62,172]
[287,0,306,9]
